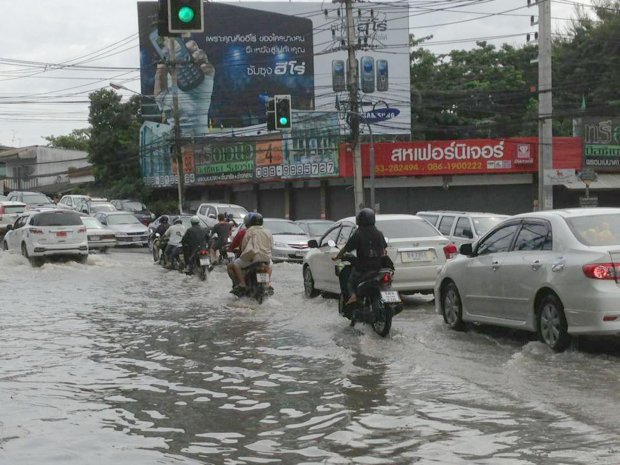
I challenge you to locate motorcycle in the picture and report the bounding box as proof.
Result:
[186,245,211,281]
[335,254,403,337]
[151,233,168,264]
[232,262,273,304]
[210,233,234,265]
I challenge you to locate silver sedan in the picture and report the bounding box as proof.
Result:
[435,208,620,351]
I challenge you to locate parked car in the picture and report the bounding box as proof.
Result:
[94,211,150,247]
[416,210,510,248]
[57,194,91,211]
[0,200,26,235]
[303,214,457,297]
[6,191,55,210]
[196,202,248,228]
[76,199,117,216]
[435,208,620,352]
[0,195,8,201]
[2,209,88,266]
[110,199,155,225]
[295,219,336,242]
[79,215,117,252]
[263,218,310,263]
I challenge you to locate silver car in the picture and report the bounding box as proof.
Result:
[436,208,620,351]
[94,212,150,247]
[80,215,117,252]
[263,218,310,263]
[303,214,456,296]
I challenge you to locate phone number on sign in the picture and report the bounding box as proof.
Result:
[376,161,484,173]
[256,162,336,178]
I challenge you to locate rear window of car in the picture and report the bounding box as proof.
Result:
[377,219,440,239]
[32,211,82,226]
[418,214,438,226]
[3,205,25,214]
[122,201,147,212]
[23,193,53,204]
[566,213,620,246]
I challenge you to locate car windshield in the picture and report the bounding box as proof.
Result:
[223,206,248,218]
[472,216,508,235]
[90,204,115,213]
[377,218,440,239]
[23,193,52,204]
[31,211,82,226]
[307,222,334,236]
[123,201,147,212]
[265,220,306,235]
[566,213,620,246]
[107,214,141,225]
[81,217,104,229]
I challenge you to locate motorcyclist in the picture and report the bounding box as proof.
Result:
[228,212,273,295]
[181,216,209,273]
[154,215,170,258]
[228,216,249,257]
[163,217,186,267]
[333,208,387,305]
[210,212,233,262]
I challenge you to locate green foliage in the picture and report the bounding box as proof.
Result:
[44,128,91,151]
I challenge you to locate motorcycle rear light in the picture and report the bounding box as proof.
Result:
[443,243,458,259]
[200,249,209,255]
[582,263,619,280]
[382,272,392,284]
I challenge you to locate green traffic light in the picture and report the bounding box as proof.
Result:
[279,116,289,125]
[178,6,195,23]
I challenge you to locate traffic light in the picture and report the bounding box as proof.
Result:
[168,0,204,34]
[274,95,292,131]
[266,97,276,131]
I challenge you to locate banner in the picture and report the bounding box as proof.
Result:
[339,137,582,177]
[582,117,620,171]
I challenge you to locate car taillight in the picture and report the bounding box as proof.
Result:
[382,272,392,284]
[78,227,87,233]
[30,228,44,234]
[0,206,4,214]
[582,263,620,280]
[443,243,458,259]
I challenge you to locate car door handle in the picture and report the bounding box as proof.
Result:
[531,259,542,271]
[552,257,565,272]
[492,260,500,271]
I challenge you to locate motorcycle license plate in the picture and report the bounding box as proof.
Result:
[200,257,210,266]
[256,273,270,283]
[381,291,401,303]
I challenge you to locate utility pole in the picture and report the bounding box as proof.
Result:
[536,0,553,210]
[167,38,185,214]
[345,0,363,213]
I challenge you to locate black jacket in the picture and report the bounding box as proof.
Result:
[181,225,208,252]
[341,225,387,271]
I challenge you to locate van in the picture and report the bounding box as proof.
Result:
[416,210,510,248]
[195,202,248,228]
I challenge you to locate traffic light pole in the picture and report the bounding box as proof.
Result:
[167,38,185,215]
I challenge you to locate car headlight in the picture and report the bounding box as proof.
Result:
[274,242,286,248]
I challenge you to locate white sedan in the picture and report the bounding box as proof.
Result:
[303,214,456,297]
[94,212,150,247]
[436,208,620,351]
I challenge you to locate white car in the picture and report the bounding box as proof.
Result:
[263,218,310,263]
[2,209,88,266]
[94,211,150,247]
[196,202,248,228]
[80,215,117,252]
[303,214,456,296]
[0,201,26,235]
[57,194,91,211]
[435,208,620,351]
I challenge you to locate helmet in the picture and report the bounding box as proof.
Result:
[356,208,375,226]
[190,216,200,225]
[245,212,263,227]
[160,215,169,224]
[225,212,234,222]
[243,212,255,227]
[254,213,264,226]
[173,218,182,225]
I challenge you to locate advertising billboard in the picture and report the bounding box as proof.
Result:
[137,1,410,138]
[582,117,620,171]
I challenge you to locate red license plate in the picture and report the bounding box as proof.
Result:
[56,231,67,237]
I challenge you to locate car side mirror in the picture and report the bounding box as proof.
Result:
[463,228,473,239]
[308,239,318,248]
[459,243,473,256]
[6,224,12,231]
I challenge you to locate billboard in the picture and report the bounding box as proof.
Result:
[137,2,410,137]
[582,117,620,171]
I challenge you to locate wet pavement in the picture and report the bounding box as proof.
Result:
[0,249,619,464]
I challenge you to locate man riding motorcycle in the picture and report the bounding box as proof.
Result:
[227,212,273,295]
[181,216,210,273]
[210,212,233,262]
[163,217,186,267]
[333,208,387,305]
[154,215,170,258]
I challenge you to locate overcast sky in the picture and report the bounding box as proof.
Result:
[0,0,592,147]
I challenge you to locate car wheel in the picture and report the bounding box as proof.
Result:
[303,265,319,298]
[22,243,41,267]
[442,281,464,331]
[537,294,570,352]
[2,240,8,251]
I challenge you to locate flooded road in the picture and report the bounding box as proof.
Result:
[1,249,619,464]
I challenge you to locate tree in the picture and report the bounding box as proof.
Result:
[44,128,91,151]
[87,89,147,198]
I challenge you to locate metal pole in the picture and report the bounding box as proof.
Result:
[537,0,553,210]
[168,38,185,215]
[345,0,363,212]
[367,124,375,210]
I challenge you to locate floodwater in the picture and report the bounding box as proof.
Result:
[0,249,619,465]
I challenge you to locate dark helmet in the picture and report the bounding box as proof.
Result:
[173,217,182,225]
[245,212,263,227]
[243,212,255,227]
[253,212,264,226]
[160,215,169,224]
[225,212,234,222]
[356,208,375,226]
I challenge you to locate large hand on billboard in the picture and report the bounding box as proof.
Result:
[154,40,215,136]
